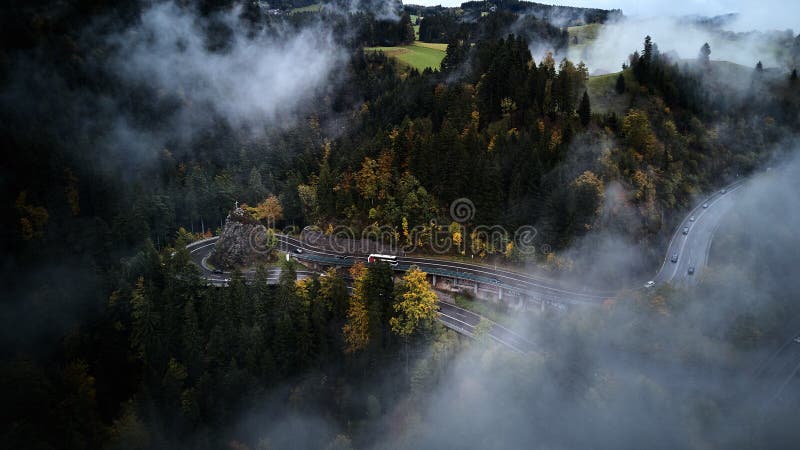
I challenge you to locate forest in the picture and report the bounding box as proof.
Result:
[2,0,800,448]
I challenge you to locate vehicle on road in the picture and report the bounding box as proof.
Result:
[491,278,501,285]
[682,226,689,235]
[368,254,399,266]
[294,248,303,253]
[688,266,695,275]
[336,255,352,260]
[702,203,709,208]
[794,336,800,344]
[689,216,695,222]
[721,189,727,194]
[644,280,655,288]
[212,269,223,275]
[671,253,678,263]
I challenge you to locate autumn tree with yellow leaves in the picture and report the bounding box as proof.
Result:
[343,263,370,353]
[249,195,283,225]
[390,267,439,338]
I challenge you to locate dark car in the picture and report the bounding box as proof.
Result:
[670,253,678,263]
[682,226,689,235]
[688,266,695,275]
[212,269,223,275]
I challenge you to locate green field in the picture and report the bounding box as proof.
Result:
[365,42,447,71]
[567,23,602,47]
[586,70,632,115]
[410,14,421,41]
[290,3,322,14]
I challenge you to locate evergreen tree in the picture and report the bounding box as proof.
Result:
[181,299,203,376]
[362,262,395,351]
[247,167,267,205]
[317,147,337,219]
[699,42,711,65]
[400,13,415,44]
[791,68,798,83]
[643,36,653,62]
[130,277,161,364]
[578,91,591,127]
[441,40,468,73]
[615,73,626,94]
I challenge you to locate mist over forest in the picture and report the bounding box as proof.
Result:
[1,1,799,449]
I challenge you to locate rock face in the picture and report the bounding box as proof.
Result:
[209,207,265,269]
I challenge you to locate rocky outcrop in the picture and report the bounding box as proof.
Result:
[209,207,267,269]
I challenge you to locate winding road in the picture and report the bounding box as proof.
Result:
[188,179,748,352]
[188,172,800,401]
[654,179,745,287]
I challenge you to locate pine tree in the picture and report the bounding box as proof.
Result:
[317,144,337,218]
[790,68,797,83]
[615,73,626,94]
[247,168,267,205]
[362,262,395,351]
[181,299,203,376]
[441,40,467,73]
[578,91,592,127]
[699,43,711,65]
[130,277,160,362]
[643,36,653,66]
[400,13,415,44]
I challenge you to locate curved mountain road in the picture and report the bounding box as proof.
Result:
[187,178,749,352]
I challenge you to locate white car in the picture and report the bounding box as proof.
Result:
[702,203,709,209]
[644,281,655,288]
[793,336,800,344]
[689,216,695,222]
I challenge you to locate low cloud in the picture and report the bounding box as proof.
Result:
[569,15,796,75]
[378,146,800,449]
[331,0,403,21]
[109,2,346,136]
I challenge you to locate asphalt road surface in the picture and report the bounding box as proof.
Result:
[652,180,745,288]
[187,179,749,351]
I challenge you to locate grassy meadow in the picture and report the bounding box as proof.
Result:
[365,42,447,71]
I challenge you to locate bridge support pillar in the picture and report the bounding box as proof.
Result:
[474,283,478,295]
[432,274,437,287]
[499,288,502,301]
